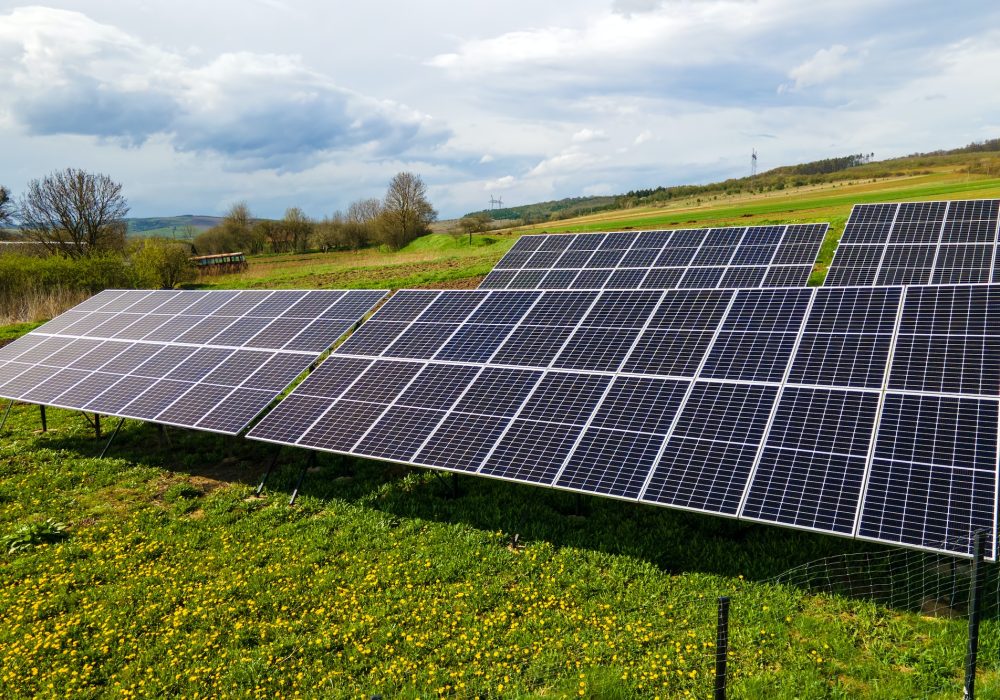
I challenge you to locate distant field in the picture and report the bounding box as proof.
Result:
[193,233,515,291]
[192,167,1000,292]
[126,215,222,239]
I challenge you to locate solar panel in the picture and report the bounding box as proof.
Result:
[0,289,388,434]
[249,288,731,495]
[480,224,828,290]
[825,200,1000,286]
[248,283,1000,560]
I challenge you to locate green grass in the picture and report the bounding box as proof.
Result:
[0,401,996,698]
[191,233,514,292]
[0,322,43,344]
[183,169,1000,293]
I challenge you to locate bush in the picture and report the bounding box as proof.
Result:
[0,243,195,323]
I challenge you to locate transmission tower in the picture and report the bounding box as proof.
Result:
[751,149,758,178]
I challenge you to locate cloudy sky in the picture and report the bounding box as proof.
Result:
[1,1,998,219]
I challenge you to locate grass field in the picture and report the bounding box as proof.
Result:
[1,406,997,698]
[4,161,1000,697]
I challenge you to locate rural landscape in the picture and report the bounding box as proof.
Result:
[2,144,1000,698]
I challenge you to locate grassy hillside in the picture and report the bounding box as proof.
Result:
[189,161,1000,294]
[4,151,1000,697]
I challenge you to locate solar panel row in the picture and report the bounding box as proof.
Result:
[0,289,388,434]
[825,200,1000,286]
[248,285,1000,559]
[480,224,828,290]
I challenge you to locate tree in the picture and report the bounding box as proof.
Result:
[376,172,436,250]
[313,213,346,253]
[130,238,196,289]
[457,212,492,244]
[0,186,13,230]
[347,197,382,225]
[17,168,129,258]
[279,207,313,253]
[220,201,266,254]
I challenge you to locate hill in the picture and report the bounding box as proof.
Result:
[466,138,1000,225]
[125,215,223,239]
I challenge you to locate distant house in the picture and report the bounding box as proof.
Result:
[190,252,248,275]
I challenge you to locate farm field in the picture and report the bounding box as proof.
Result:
[192,167,1000,294]
[4,164,1000,697]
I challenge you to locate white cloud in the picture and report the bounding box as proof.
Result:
[0,7,449,168]
[634,130,654,145]
[572,128,607,143]
[427,0,878,82]
[528,147,605,177]
[1,1,998,221]
[780,44,862,92]
[582,182,614,195]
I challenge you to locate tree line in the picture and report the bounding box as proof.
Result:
[0,168,438,279]
[192,172,437,256]
[0,168,437,322]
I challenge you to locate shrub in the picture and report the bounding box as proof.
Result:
[1,518,69,554]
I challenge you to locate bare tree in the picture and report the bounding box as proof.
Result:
[221,201,266,254]
[222,201,252,233]
[0,186,13,230]
[280,207,313,253]
[347,198,382,225]
[17,169,129,258]
[377,172,437,250]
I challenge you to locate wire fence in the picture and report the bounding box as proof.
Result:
[657,533,997,698]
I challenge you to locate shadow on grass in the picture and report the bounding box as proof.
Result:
[34,414,884,582]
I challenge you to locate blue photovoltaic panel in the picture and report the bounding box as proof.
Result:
[248,281,1000,559]
[480,224,828,290]
[825,200,1000,286]
[0,289,388,434]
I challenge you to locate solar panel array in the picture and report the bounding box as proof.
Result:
[248,285,1000,559]
[825,200,1000,286]
[0,289,387,434]
[480,224,828,290]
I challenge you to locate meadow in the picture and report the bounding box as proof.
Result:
[3,161,1000,697]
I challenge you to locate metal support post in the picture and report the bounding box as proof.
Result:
[255,447,282,496]
[288,452,316,506]
[963,531,987,700]
[39,405,47,432]
[0,400,13,433]
[158,424,171,447]
[715,596,730,700]
[99,417,126,458]
[95,413,102,439]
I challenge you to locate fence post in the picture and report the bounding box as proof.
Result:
[963,530,986,700]
[715,596,730,700]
